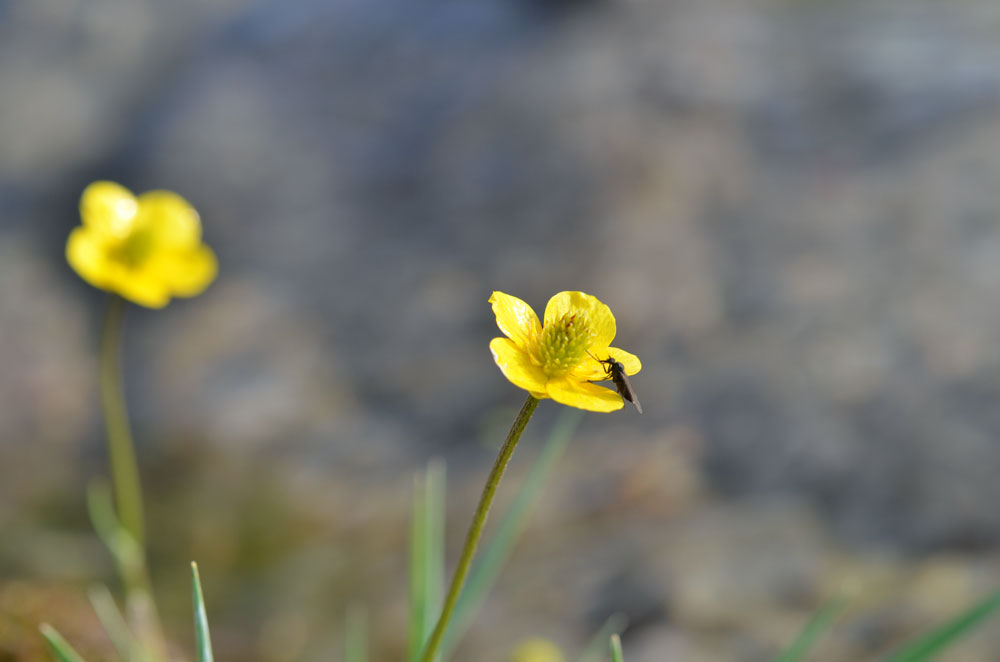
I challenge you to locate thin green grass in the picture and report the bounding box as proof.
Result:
[774,597,846,662]
[409,460,446,662]
[191,562,214,662]
[440,409,583,659]
[345,604,368,662]
[39,625,88,662]
[41,377,1000,662]
[609,634,624,662]
[884,587,1000,662]
[578,613,628,662]
[86,481,143,581]
[88,584,138,661]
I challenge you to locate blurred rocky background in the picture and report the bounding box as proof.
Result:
[5,0,1000,660]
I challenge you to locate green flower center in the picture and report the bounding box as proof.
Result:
[110,226,157,267]
[538,313,593,377]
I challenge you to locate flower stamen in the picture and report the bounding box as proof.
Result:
[537,312,593,377]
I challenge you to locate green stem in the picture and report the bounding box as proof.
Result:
[98,295,169,662]
[99,295,145,549]
[420,394,539,662]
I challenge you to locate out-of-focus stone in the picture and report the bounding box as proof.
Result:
[7,0,1000,660]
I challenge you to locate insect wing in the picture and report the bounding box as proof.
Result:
[610,363,642,414]
[618,370,642,413]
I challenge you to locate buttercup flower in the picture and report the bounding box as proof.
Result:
[510,638,565,662]
[489,291,641,412]
[66,181,218,308]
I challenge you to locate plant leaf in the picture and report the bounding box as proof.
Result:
[191,562,215,662]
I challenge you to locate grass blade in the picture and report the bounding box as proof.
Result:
[609,634,624,662]
[578,613,628,662]
[884,587,1000,662]
[425,462,446,651]
[774,597,846,662]
[345,604,368,662]
[409,460,446,662]
[88,584,138,662]
[441,409,583,658]
[86,481,142,574]
[191,562,215,662]
[409,472,428,662]
[86,480,169,662]
[39,624,88,662]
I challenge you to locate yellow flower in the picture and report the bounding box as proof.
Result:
[489,291,641,412]
[510,638,565,662]
[66,181,218,308]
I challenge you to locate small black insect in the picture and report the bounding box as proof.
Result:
[588,352,642,413]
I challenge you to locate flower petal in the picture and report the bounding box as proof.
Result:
[80,181,138,237]
[489,291,541,350]
[569,364,604,383]
[490,337,549,394]
[66,226,111,288]
[543,291,616,348]
[607,347,641,375]
[106,266,172,308]
[148,245,218,297]
[546,377,623,412]
[67,225,167,307]
[586,346,642,377]
[136,190,202,248]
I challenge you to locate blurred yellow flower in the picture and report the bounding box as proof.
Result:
[510,638,565,662]
[489,291,641,412]
[66,181,217,308]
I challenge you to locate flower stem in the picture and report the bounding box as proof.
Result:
[99,295,145,548]
[98,295,169,662]
[420,394,539,662]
